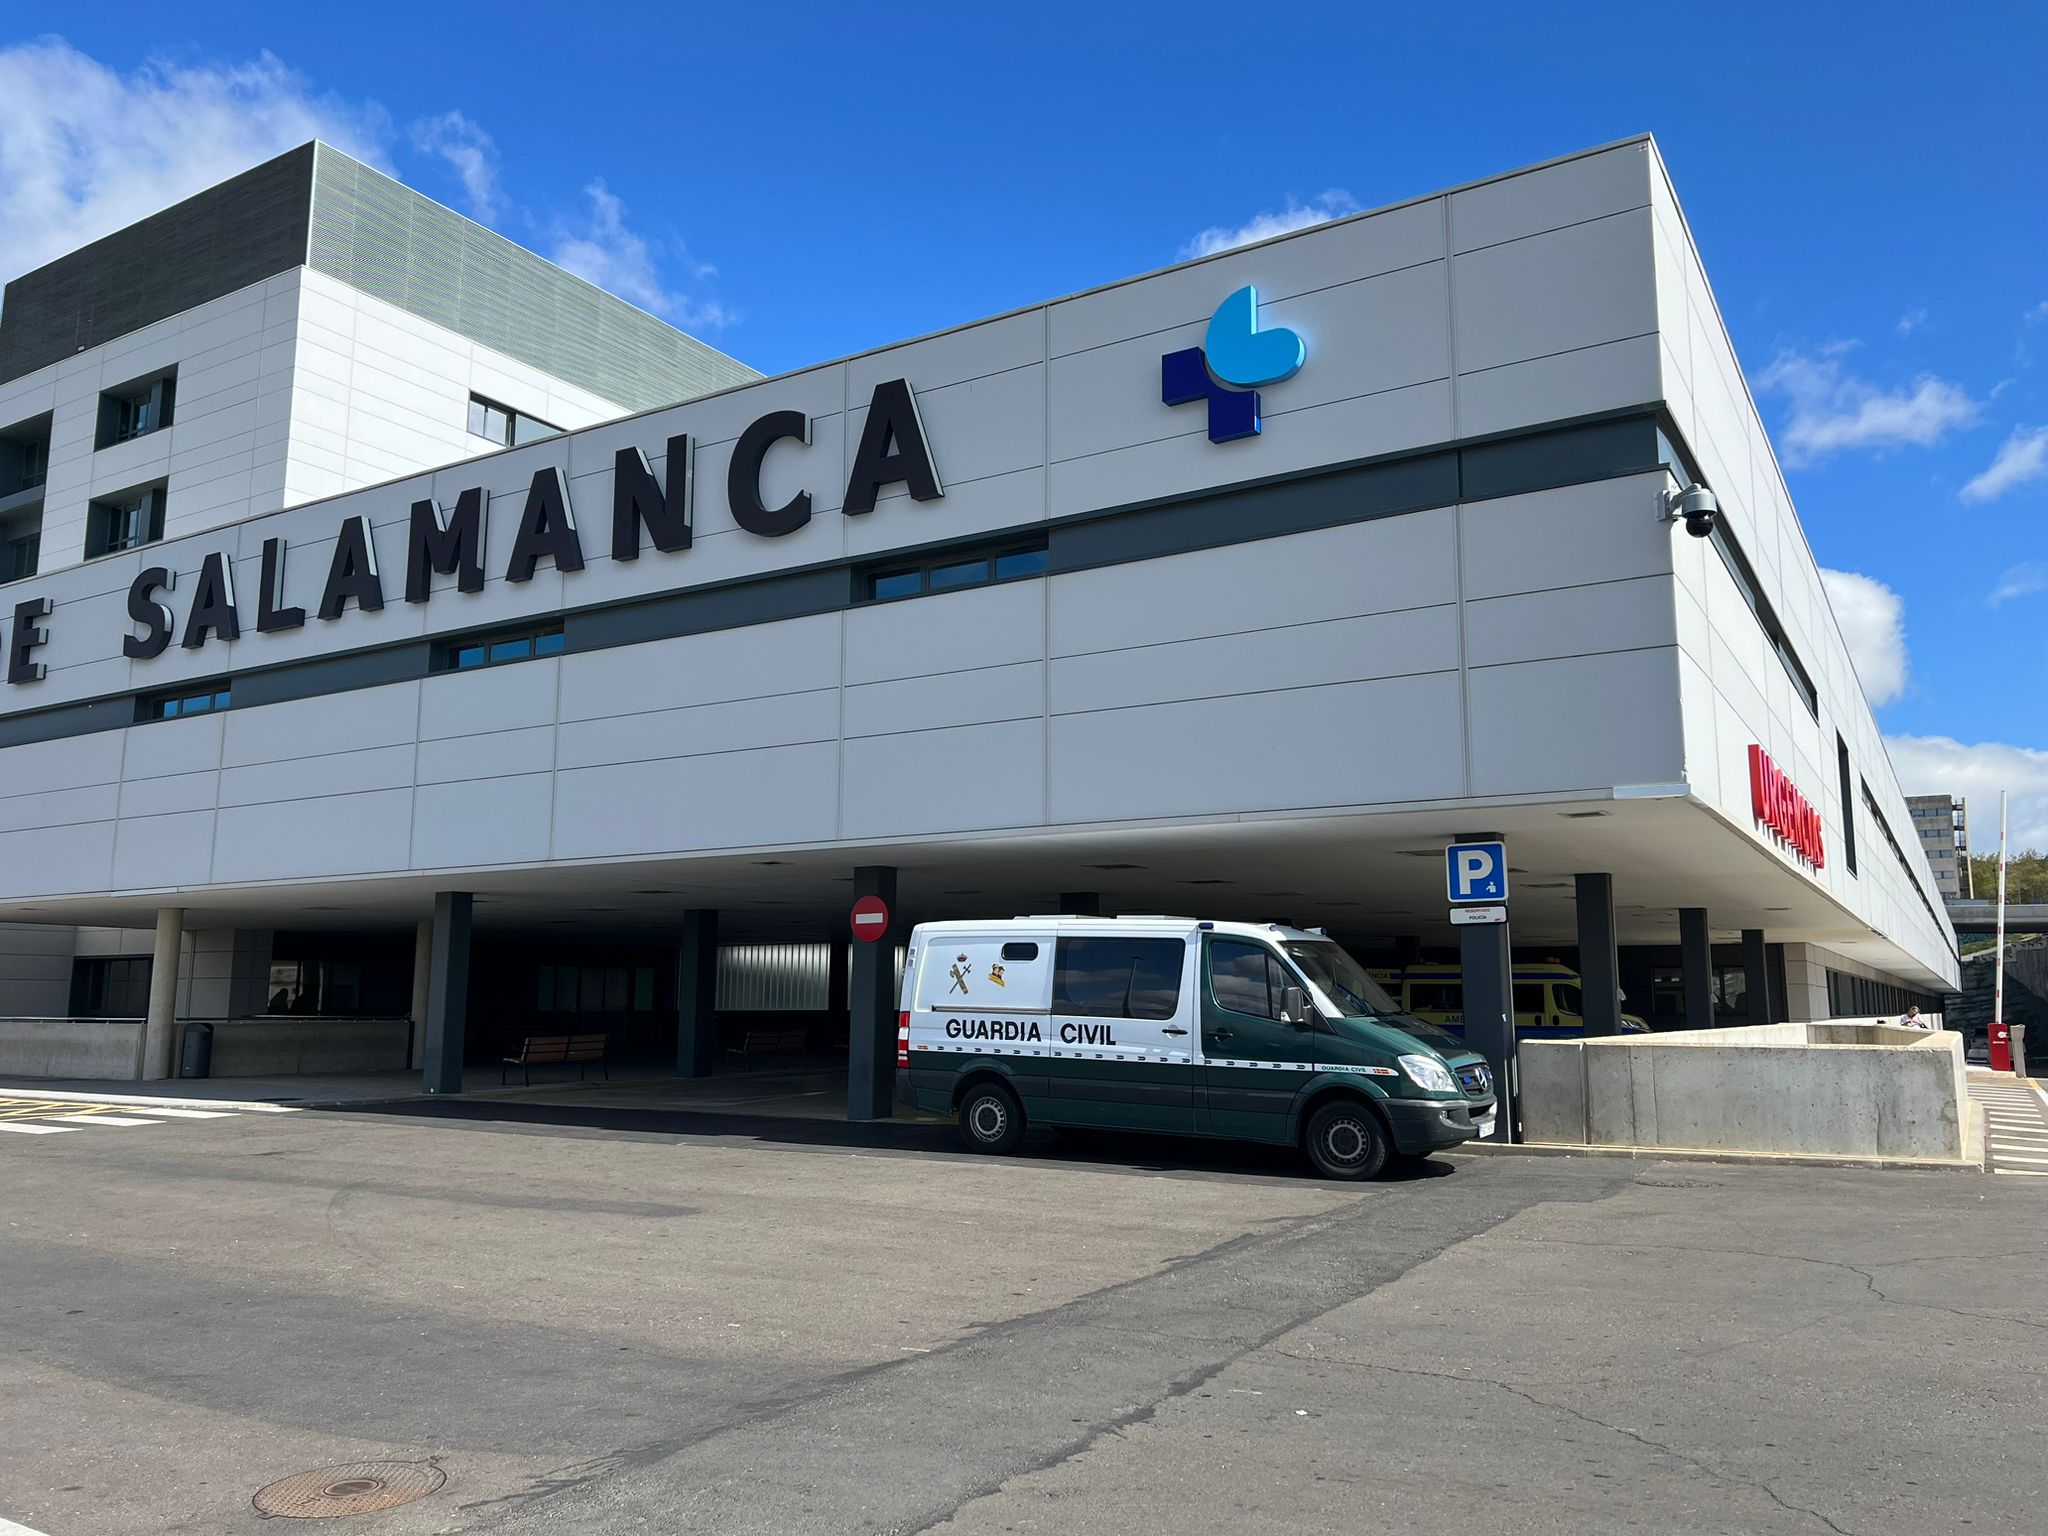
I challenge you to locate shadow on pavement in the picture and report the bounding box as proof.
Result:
[330,1097,1462,1185]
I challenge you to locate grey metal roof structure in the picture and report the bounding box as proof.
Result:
[0,143,758,410]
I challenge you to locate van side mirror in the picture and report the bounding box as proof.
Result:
[1281,986,1313,1027]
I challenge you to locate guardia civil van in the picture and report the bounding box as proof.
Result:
[895,917,1497,1180]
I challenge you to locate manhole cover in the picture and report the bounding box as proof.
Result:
[252,1461,445,1519]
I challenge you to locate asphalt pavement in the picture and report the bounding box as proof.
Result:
[0,1093,2043,1534]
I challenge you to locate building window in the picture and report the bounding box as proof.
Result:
[1,417,50,495]
[861,539,1049,602]
[71,956,153,1017]
[537,964,657,1014]
[138,683,231,722]
[85,484,166,559]
[438,624,565,671]
[1836,735,1858,877]
[467,393,559,448]
[95,371,176,449]
[2,529,36,583]
[1702,517,1817,719]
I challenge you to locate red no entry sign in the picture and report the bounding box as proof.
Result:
[850,894,892,943]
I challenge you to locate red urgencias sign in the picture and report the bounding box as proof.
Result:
[1748,745,1825,870]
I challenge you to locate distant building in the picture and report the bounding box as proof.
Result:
[1907,795,1972,900]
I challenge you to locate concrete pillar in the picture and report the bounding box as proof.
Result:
[847,865,899,1121]
[1575,874,1623,1037]
[1742,928,1771,1026]
[1058,891,1102,917]
[409,918,434,1070]
[140,907,184,1080]
[1680,907,1713,1031]
[677,909,720,1078]
[422,892,472,1095]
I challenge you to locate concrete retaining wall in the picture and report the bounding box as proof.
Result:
[1522,1021,1971,1162]
[185,1018,412,1077]
[0,1016,411,1080]
[0,1018,146,1079]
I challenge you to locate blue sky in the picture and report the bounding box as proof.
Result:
[1,3,2044,842]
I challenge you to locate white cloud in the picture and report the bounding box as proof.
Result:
[409,110,500,224]
[1897,307,1928,335]
[1989,560,2048,607]
[1755,346,1980,467]
[1182,190,1360,260]
[1819,567,1908,706]
[0,38,390,285]
[1960,424,2048,504]
[1885,735,2048,853]
[548,180,732,331]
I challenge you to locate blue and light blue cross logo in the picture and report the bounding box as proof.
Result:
[1161,285,1307,443]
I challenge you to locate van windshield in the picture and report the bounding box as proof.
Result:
[1281,942,1400,1017]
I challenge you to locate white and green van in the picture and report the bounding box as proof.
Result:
[895,917,1497,1180]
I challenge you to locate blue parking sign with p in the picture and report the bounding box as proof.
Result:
[1447,841,1507,903]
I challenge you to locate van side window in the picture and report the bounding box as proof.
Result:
[1209,940,1284,1020]
[1053,937,1183,1020]
[1410,982,1463,1012]
[1512,984,1545,1016]
[1001,942,1039,962]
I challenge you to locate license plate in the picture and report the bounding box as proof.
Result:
[1474,1112,1497,1139]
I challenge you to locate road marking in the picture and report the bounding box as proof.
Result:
[0,1123,77,1135]
[106,1105,232,1119]
[41,1113,162,1127]
[0,1087,299,1113]
[0,1514,55,1533]
[1995,1167,2048,1178]
[1992,1153,2048,1166]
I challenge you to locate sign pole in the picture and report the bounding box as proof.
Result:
[1451,834,1516,1142]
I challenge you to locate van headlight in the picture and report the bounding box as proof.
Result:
[1398,1054,1457,1094]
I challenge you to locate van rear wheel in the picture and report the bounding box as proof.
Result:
[958,1082,1025,1155]
[1303,1100,1389,1181]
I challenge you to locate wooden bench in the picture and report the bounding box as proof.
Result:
[501,1033,610,1085]
[728,1024,808,1057]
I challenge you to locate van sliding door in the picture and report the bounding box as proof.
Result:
[1045,937,1198,1133]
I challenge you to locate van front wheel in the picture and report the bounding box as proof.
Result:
[1303,1100,1389,1181]
[958,1082,1025,1155]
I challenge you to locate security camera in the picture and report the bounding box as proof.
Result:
[1660,484,1719,539]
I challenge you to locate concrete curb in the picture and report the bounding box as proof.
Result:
[1454,1138,1986,1174]
[0,1086,301,1113]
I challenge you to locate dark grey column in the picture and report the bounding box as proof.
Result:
[1058,891,1102,916]
[1680,907,1714,1032]
[1742,928,1771,1026]
[847,865,899,1121]
[422,891,472,1095]
[827,937,850,1023]
[1575,873,1623,1037]
[677,909,720,1077]
[1455,834,1515,1141]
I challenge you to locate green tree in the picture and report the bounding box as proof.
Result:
[1969,850,2048,905]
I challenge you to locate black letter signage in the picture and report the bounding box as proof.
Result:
[7,598,51,684]
[843,378,943,516]
[407,487,488,601]
[258,537,305,633]
[505,466,584,582]
[124,568,176,660]
[727,410,812,537]
[318,515,385,620]
[612,436,694,560]
[181,551,241,649]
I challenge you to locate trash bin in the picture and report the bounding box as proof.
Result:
[1989,1021,2013,1074]
[179,1020,213,1079]
[2013,1023,2030,1079]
